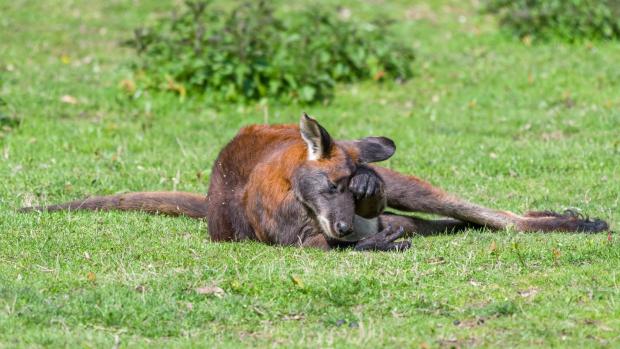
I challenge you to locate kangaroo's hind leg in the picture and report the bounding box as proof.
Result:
[371,166,609,233]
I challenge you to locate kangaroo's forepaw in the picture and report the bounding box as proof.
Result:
[354,225,411,252]
[349,166,383,199]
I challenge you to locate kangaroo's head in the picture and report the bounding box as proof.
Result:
[292,113,395,241]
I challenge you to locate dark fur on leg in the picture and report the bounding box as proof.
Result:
[522,209,608,233]
[379,212,480,237]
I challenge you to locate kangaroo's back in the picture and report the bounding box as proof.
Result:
[206,124,305,241]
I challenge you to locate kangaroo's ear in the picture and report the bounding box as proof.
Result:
[353,136,396,163]
[299,112,333,160]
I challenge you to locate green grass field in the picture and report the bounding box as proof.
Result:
[1,1,619,347]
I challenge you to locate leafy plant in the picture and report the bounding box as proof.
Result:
[484,0,620,42]
[124,1,415,103]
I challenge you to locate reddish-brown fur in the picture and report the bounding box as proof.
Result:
[206,123,359,245]
[20,192,208,218]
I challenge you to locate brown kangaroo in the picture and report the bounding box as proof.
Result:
[20,113,609,251]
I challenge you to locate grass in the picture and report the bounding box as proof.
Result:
[1,0,619,347]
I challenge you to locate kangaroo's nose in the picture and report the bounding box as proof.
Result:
[335,221,351,235]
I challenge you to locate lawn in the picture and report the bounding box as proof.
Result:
[1,0,619,347]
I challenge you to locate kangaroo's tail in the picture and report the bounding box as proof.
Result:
[19,192,208,219]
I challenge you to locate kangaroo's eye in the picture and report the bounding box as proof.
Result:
[328,182,338,193]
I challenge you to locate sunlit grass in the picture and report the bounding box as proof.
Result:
[1,0,619,347]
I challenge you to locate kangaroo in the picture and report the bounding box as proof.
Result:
[20,113,609,251]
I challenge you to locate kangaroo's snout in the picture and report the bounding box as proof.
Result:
[335,221,352,235]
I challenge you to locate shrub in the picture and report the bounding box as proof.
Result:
[484,0,620,42]
[124,1,415,103]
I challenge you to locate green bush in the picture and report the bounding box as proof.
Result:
[484,0,620,42]
[124,1,415,103]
